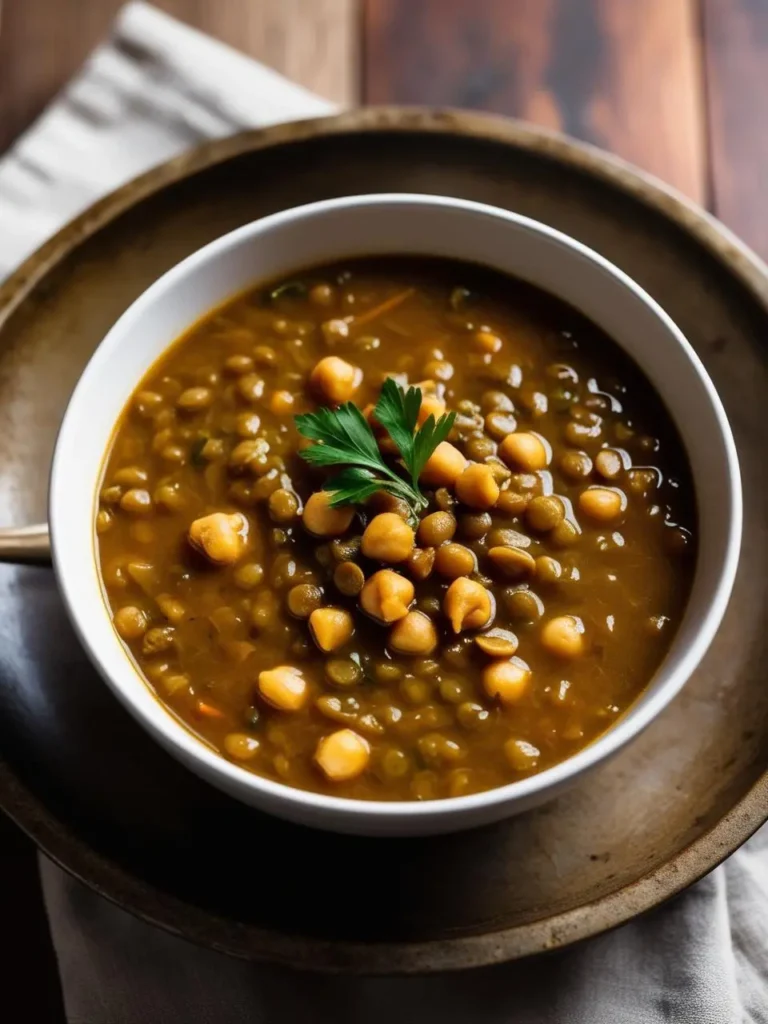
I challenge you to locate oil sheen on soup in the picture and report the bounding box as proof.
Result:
[96,258,696,801]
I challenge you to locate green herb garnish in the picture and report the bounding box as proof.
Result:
[449,286,473,312]
[269,280,307,303]
[294,379,455,518]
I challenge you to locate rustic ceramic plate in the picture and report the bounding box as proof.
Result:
[0,109,765,974]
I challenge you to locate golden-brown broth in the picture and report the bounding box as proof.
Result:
[96,258,696,801]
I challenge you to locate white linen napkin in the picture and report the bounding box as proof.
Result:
[2,4,766,1021]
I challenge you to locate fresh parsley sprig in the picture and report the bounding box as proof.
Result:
[294,379,456,518]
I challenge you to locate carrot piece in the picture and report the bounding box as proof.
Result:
[196,700,225,720]
[347,288,415,330]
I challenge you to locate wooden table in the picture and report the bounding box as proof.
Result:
[0,0,763,1015]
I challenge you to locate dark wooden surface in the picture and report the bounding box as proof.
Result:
[0,0,765,1011]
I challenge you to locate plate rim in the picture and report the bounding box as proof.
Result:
[1,106,766,973]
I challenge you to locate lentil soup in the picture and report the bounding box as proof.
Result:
[96,258,696,801]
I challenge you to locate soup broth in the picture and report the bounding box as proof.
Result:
[96,258,695,801]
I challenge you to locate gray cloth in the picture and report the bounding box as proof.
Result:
[2,3,766,1020]
[36,835,768,1023]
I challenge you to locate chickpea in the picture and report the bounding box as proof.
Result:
[388,611,438,656]
[287,583,324,619]
[176,386,213,412]
[360,569,414,623]
[268,488,300,523]
[434,543,477,578]
[455,463,500,510]
[417,393,447,425]
[526,495,565,532]
[406,546,436,582]
[309,607,354,652]
[361,513,415,563]
[473,329,503,354]
[595,448,624,479]
[113,605,147,641]
[188,511,248,565]
[560,450,593,479]
[483,657,531,704]
[499,432,550,471]
[303,491,355,538]
[444,577,493,633]
[579,486,626,521]
[420,442,468,487]
[315,729,370,781]
[541,615,585,658]
[258,665,308,711]
[309,356,361,404]
[488,545,536,579]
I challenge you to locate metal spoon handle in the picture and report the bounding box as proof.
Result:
[0,524,52,564]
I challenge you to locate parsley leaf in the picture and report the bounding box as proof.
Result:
[374,378,456,490]
[294,381,456,517]
[410,411,456,483]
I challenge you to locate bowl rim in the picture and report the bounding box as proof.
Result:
[49,190,743,825]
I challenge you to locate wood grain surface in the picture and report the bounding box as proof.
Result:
[703,0,768,261]
[364,0,707,202]
[0,0,358,154]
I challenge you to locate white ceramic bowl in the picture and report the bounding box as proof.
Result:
[49,194,741,835]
